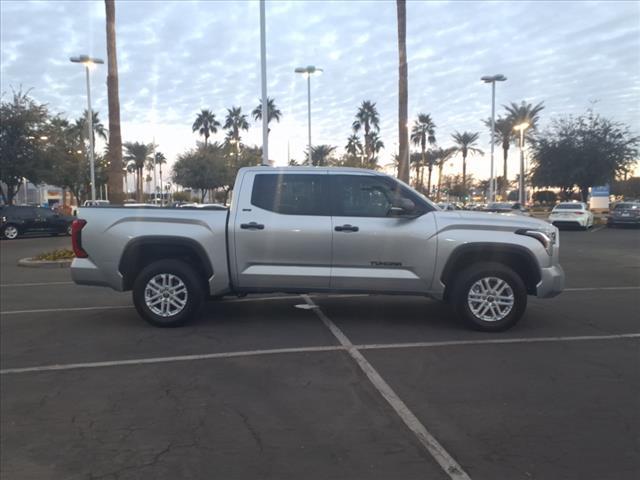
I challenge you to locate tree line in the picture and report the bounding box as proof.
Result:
[0,89,173,204]
[2,88,637,206]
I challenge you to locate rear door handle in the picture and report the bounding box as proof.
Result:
[240,222,265,230]
[335,224,359,232]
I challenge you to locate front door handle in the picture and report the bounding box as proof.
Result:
[240,222,265,230]
[335,224,359,232]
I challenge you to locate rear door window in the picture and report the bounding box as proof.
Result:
[251,174,329,216]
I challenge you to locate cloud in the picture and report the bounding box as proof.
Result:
[1,0,638,181]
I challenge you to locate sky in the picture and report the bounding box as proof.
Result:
[1,0,639,182]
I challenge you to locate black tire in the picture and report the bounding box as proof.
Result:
[1,224,20,240]
[132,259,204,327]
[450,262,527,332]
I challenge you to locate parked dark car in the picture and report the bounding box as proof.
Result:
[607,202,640,227]
[483,202,530,216]
[0,205,75,240]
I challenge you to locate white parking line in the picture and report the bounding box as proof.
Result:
[564,286,640,292]
[301,295,471,480]
[0,294,370,316]
[1,305,132,315]
[2,332,638,376]
[589,225,606,233]
[0,281,75,287]
[0,345,343,375]
[358,333,640,351]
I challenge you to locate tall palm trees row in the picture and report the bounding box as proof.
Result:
[191,98,282,152]
[122,142,167,200]
[350,100,385,168]
[408,100,545,200]
[483,101,545,196]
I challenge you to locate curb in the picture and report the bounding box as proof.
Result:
[18,257,73,268]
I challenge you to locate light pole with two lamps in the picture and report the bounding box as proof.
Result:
[294,65,322,165]
[513,121,530,205]
[70,55,104,201]
[481,74,507,202]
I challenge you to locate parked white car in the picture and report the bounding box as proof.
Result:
[548,202,594,229]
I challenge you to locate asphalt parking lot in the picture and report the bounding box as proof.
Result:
[1,227,639,480]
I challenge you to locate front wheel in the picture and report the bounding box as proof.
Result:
[450,262,527,332]
[132,259,204,327]
[2,224,19,240]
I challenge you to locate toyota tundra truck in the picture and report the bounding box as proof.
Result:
[70,167,564,331]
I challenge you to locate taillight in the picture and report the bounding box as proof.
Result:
[71,219,88,258]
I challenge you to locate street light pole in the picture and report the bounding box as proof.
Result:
[71,55,104,202]
[307,73,312,165]
[295,65,322,165]
[481,74,507,202]
[84,66,96,201]
[259,0,269,166]
[513,122,530,205]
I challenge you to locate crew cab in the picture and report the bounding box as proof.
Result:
[71,167,564,331]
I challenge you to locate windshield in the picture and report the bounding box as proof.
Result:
[614,203,639,210]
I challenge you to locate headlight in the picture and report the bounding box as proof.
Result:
[516,228,556,255]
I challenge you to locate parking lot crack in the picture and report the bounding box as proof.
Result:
[233,408,264,453]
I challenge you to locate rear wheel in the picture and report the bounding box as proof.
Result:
[450,262,527,332]
[1,224,19,240]
[132,259,204,327]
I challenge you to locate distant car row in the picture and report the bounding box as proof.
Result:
[436,200,640,230]
[437,201,529,215]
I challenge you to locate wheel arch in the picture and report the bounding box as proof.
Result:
[441,243,541,300]
[119,236,213,291]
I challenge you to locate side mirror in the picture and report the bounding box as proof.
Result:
[390,198,416,216]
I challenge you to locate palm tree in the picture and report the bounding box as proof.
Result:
[192,109,220,146]
[352,100,380,165]
[367,131,385,168]
[396,0,409,183]
[123,161,136,198]
[410,113,437,191]
[483,116,515,197]
[154,151,167,202]
[451,131,484,202]
[74,110,108,145]
[308,144,336,166]
[409,152,423,188]
[345,134,363,164]
[435,147,457,201]
[105,0,124,203]
[252,97,282,134]
[224,106,249,168]
[504,101,545,143]
[123,141,152,201]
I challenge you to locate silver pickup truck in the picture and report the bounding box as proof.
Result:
[71,167,564,331]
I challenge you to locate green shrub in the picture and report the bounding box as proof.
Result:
[34,249,75,261]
